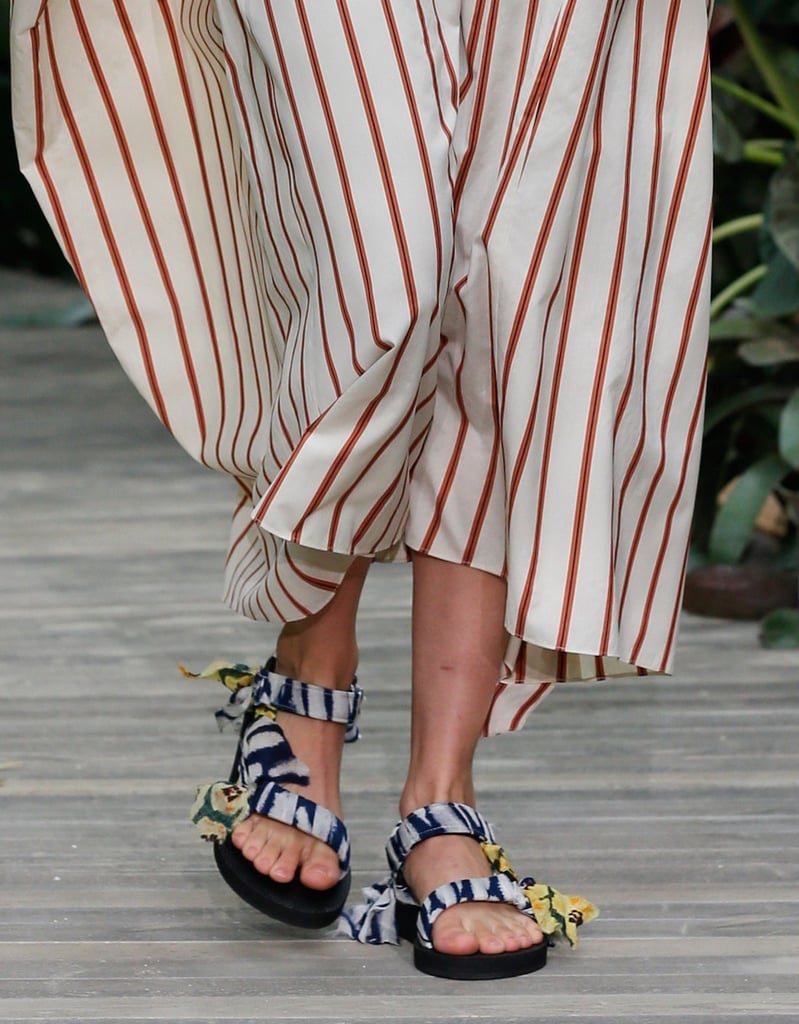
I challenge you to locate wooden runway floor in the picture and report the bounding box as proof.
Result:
[1,270,797,1022]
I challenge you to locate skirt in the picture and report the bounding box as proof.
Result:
[11,0,714,734]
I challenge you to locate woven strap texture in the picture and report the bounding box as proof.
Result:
[416,873,534,948]
[251,780,350,873]
[387,802,497,874]
[253,657,364,742]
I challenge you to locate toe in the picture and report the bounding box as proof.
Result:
[300,846,341,890]
[240,828,268,862]
[432,905,543,957]
[239,818,277,865]
[253,823,299,880]
[230,812,343,891]
[486,915,542,953]
[478,931,507,956]
[266,844,301,883]
[482,921,525,954]
[436,928,481,956]
[525,921,544,947]
[431,915,480,956]
[230,816,254,847]
[518,913,544,947]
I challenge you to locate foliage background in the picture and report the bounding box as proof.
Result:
[696,0,799,645]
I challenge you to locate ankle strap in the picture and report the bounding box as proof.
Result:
[387,802,497,874]
[253,657,364,742]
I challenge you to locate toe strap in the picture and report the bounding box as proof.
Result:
[417,874,533,949]
[190,778,350,875]
[341,802,599,950]
[251,780,351,874]
[190,704,350,874]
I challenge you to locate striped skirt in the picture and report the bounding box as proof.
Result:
[11,0,713,734]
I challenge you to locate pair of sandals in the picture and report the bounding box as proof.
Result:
[188,658,596,981]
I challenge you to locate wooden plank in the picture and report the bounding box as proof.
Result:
[1,268,797,1021]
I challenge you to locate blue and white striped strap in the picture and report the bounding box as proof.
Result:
[339,874,415,945]
[387,802,497,875]
[253,658,364,742]
[340,803,509,946]
[416,874,535,949]
[238,714,311,789]
[251,779,351,874]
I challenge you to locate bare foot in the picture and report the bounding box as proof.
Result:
[231,710,346,890]
[401,833,544,955]
[229,559,365,891]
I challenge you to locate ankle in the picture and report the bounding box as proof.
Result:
[400,778,476,820]
[274,634,358,690]
[274,712,345,810]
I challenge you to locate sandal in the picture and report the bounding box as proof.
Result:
[341,802,597,980]
[185,657,363,929]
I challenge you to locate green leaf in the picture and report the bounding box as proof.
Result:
[741,1,799,26]
[769,153,799,271]
[779,388,799,467]
[751,250,799,316]
[738,335,799,365]
[709,313,792,341]
[728,0,799,131]
[713,100,744,162]
[760,607,799,649]
[704,384,788,434]
[709,453,790,563]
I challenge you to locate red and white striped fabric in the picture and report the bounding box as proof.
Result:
[12,0,713,734]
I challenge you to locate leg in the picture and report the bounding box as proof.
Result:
[400,552,543,955]
[200,1,459,918]
[231,556,368,890]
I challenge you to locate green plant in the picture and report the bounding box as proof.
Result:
[696,0,799,645]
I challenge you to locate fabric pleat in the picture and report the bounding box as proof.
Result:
[11,0,713,733]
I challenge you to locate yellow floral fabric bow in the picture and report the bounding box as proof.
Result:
[481,842,598,947]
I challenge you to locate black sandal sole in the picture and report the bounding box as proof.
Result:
[213,836,350,929]
[396,893,548,980]
[413,938,547,980]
